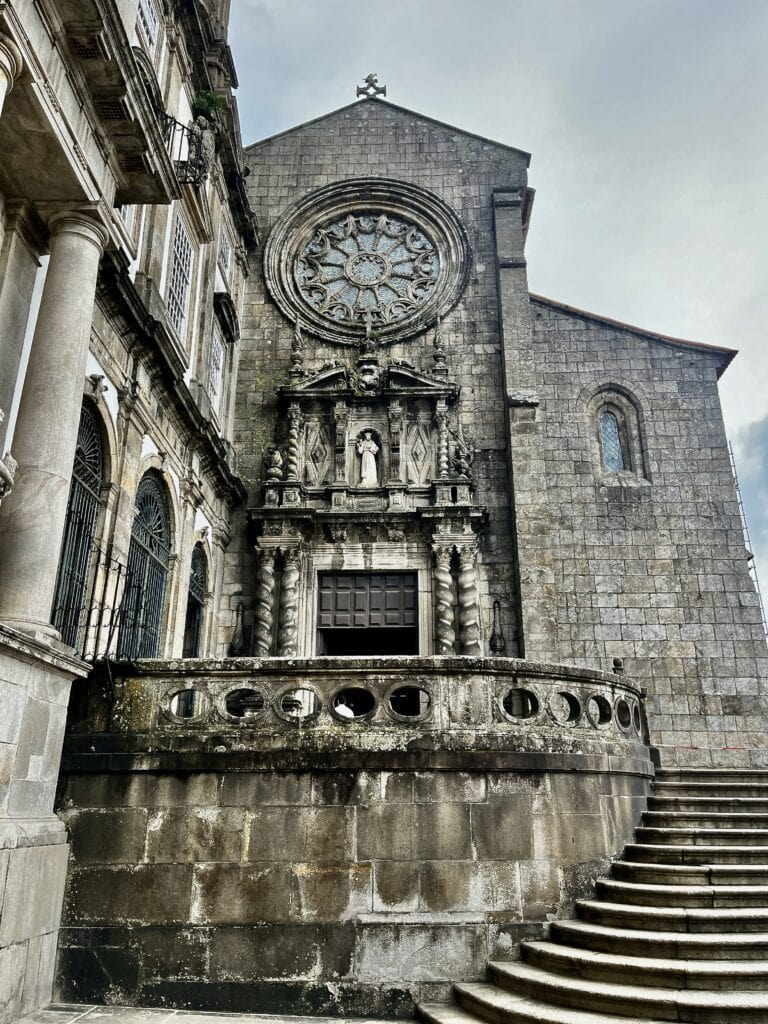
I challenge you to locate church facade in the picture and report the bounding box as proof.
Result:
[0,3,766,1021]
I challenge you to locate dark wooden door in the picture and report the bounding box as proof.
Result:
[318,572,417,629]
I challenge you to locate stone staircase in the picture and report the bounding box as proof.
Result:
[419,769,768,1023]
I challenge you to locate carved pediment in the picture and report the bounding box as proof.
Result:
[281,358,457,402]
[385,362,458,397]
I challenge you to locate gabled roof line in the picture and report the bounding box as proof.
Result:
[244,97,531,164]
[529,293,737,376]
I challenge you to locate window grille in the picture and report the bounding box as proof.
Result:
[599,410,625,472]
[117,473,171,659]
[166,216,193,336]
[137,0,158,47]
[51,404,104,647]
[207,328,225,412]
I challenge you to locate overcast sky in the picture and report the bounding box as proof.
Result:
[229,0,768,594]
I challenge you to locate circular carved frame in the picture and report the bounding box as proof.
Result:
[264,178,471,345]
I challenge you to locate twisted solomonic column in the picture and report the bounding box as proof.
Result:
[435,402,449,478]
[253,548,277,655]
[432,545,456,655]
[285,403,302,481]
[457,543,482,655]
[277,547,301,656]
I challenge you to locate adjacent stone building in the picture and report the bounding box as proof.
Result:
[0,6,765,1021]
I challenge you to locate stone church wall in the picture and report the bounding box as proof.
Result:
[225,102,532,657]
[530,299,768,764]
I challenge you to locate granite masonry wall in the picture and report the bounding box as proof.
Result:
[224,100,532,658]
[0,626,86,1023]
[54,657,652,1016]
[528,298,768,764]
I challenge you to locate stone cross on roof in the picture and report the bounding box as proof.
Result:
[356,73,386,99]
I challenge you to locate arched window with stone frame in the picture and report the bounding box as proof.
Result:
[51,400,108,649]
[117,471,172,659]
[182,542,209,658]
[586,385,648,480]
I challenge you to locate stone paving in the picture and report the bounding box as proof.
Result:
[23,1007,399,1024]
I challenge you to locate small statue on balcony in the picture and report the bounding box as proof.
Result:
[189,115,216,179]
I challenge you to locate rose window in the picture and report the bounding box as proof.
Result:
[264,179,470,345]
[296,214,439,329]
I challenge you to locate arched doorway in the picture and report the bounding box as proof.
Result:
[117,472,171,658]
[182,543,208,657]
[51,402,104,648]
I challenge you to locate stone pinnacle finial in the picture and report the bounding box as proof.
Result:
[289,321,305,382]
[356,73,386,100]
[432,317,448,376]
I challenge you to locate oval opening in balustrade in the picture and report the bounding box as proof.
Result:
[331,687,376,721]
[276,687,321,723]
[548,690,581,726]
[632,702,642,735]
[168,689,206,721]
[615,696,632,731]
[225,688,266,719]
[586,693,612,728]
[388,685,431,721]
[501,688,539,721]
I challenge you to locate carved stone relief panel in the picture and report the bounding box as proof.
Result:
[304,420,333,487]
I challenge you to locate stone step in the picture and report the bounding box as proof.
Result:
[624,842,768,864]
[596,877,768,908]
[635,827,768,847]
[576,899,768,933]
[654,782,768,799]
[520,938,768,990]
[611,860,768,886]
[656,770,768,782]
[419,995,652,1024]
[551,919,768,960]
[644,811,768,828]
[648,797,768,814]
[480,960,768,1021]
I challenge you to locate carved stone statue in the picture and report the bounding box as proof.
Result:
[265,446,284,482]
[356,431,379,488]
[189,115,216,178]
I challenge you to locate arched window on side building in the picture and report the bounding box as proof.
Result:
[51,402,105,649]
[118,471,171,658]
[183,543,208,657]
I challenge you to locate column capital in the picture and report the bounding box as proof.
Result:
[47,211,109,252]
[0,33,23,84]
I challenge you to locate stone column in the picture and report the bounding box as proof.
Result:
[435,400,449,478]
[253,547,276,655]
[432,544,456,654]
[457,542,482,655]
[0,34,22,115]
[0,212,108,637]
[285,402,301,481]
[277,546,301,656]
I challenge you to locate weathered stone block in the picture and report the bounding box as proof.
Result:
[61,807,147,863]
[291,863,372,922]
[0,843,69,945]
[373,861,419,912]
[63,865,193,925]
[146,808,246,863]
[471,796,533,860]
[357,924,485,982]
[192,864,291,924]
[210,923,354,980]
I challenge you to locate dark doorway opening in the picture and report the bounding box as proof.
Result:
[318,626,418,656]
[316,571,418,656]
